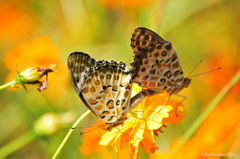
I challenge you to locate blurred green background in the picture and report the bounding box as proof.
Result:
[0,0,239,158]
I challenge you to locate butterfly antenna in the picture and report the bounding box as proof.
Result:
[188,60,202,77]
[189,67,221,78]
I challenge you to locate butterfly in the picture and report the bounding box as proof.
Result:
[68,52,147,131]
[130,27,191,99]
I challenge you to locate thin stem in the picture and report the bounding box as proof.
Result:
[52,110,91,159]
[171,69,240,156]
[0,131,37,158]
[0,80,16,90]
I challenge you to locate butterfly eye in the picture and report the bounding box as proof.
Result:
[184,78,191,88]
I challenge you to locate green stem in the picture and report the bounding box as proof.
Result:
[52,110,91,159]
[0,131,37,158]
[0,80,16,90]
[171,69,240,156]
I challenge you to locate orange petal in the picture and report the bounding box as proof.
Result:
[0,2,37,43]
[129,121,145,159]
[140,130,158,153]
[145,105,172,130]
[4,36,59,71]
[162,100,185,124]
[99,119,133,146]
[80,122,106,155]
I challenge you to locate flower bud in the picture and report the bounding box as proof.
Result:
[15,64,57,91]
[18,67,43,83]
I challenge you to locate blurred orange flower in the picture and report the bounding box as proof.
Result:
[4,36,60,88]
[3,36,70,105]
[0,2,37,43]
[204,53,240,96]
[150,98,240,159]
[80,90,185,159]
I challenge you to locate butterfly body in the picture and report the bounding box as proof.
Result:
[68,52,147,131]
[130,27,191,96]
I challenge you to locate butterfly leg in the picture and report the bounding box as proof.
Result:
[175,94,186,117]
[163,93,172,106]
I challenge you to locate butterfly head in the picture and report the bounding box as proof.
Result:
[173,77,191,94]
[183,77,191,88]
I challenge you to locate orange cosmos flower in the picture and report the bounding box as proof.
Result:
[79,83,185,158]
[204,53,240,96]
[3,36,70,105]
[150,98,240,159]
[4,36,59,78]
[0,2,37,43]
[97,92,185,159]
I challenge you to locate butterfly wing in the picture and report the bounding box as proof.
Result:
[68,52,133,124]
[80,61,133,124]
[131,27,165,55]
[68,52,98,94]
[68,52,102,116]
[131,29,185,94]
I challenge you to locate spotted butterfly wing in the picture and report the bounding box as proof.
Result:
[68,52,98,94]
[68,52,99,116]
[130,28,190,95]
[68,52,146,130]
[131,27,165,55]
